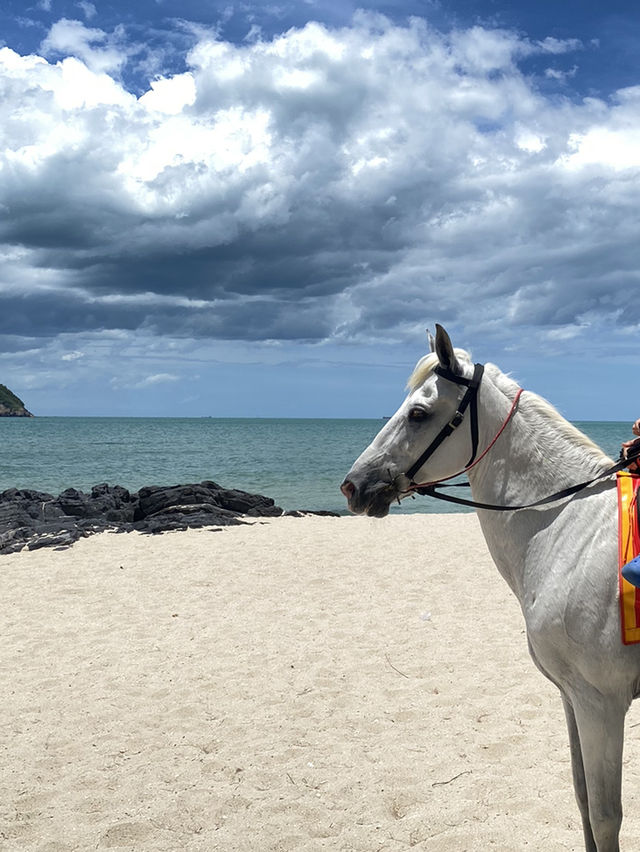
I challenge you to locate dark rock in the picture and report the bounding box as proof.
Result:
[1,488,55,502]
[0,527,31,554]
[136,483,222,520]
[135,482,282,521]
[0,480,291,554]
[53,484,135,522]
[0,489,57,528]
[215,488,282,517]
[134,501,245,534]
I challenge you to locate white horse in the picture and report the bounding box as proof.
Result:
[341,324,640,852]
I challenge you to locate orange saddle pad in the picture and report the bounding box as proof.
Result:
[617,471,640,645]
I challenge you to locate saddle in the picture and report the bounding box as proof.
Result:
[617,471,640,644]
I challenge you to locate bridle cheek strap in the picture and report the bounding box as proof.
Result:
[404,362,484,483]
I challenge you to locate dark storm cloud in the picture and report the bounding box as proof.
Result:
[0,291,145,337]
[0,283,336,344]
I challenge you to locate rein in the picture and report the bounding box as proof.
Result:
[404,363,640,513]
[415,455,638,512]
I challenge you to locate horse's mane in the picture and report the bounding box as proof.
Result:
[407,350,612,469]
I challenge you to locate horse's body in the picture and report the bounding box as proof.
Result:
[341,325,640,852]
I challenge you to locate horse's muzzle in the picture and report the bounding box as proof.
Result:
[340,475,395,517]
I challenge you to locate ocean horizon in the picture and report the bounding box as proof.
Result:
[0,416,634,516]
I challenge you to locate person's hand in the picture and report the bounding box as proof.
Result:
[633,419,640,437]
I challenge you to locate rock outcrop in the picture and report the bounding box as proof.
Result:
[0,481,288,554]
[0,384,33,417]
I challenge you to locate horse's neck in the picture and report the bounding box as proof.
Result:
[467,374,614,599]
[472,383,610,494]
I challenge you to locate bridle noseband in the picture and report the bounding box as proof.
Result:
[404,362,485,484]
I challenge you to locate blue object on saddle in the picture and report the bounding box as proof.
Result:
[622,555,640,589]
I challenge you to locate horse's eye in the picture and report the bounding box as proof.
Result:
[408,406,428,422]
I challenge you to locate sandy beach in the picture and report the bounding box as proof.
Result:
[2,514,640,851]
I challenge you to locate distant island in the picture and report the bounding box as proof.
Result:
[0,384,33,417]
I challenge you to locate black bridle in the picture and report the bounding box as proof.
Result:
[404,363,640,512]
[405,362,484,483]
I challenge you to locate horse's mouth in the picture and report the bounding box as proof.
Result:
[347,482,396,518]
[364,498,392,518]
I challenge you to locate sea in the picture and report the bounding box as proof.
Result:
[0,417,633,516]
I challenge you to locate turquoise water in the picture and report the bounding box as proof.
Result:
[0,417,633,515]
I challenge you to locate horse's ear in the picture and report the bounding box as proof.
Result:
[435,324,459,373]
[427,329,436,353]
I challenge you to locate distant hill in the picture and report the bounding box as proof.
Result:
[0,384,33,417]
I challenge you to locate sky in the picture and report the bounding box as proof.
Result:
[1,0,640,419]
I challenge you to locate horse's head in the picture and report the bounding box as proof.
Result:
[341,324,479,517]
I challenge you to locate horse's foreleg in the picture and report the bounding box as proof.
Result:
[570,693,626,852]
[562,695,597,852]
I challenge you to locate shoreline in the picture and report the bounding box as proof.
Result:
[3,515,640,850]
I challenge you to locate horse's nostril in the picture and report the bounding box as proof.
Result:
[341,479,355,500]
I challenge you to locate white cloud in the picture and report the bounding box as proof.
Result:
[514,128,546,153]
[135,373,179,387]
[107,367,181,392]
[545,65,577,82]
[450,26,521,72]
[76,1,97,20]
[537,36,582,55]
[557,87,640,171]
[563,128,640,171]
[137,72,196,114]
[40,18,126,74]
[544,324,589,341]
